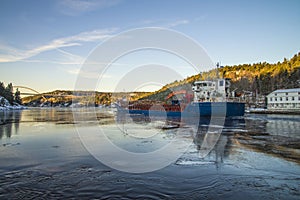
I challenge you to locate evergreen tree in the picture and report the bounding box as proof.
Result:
[4,83,14,104]
[0,82,5,97]
[14,88,22,105]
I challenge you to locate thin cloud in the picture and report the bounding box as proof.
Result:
[66,67,112,79]
[135,19,190,29]
[20,48,84,65]
[58,0,122,16]
[166,20,190,28]
[56,48,84,64]
[0,28,117,63]
[18,59,82,65]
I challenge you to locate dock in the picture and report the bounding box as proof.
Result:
[246,108,300,115]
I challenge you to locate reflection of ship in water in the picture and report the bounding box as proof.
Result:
[117,111,246,167]
[191,117,245,167]
[0,111,22,139]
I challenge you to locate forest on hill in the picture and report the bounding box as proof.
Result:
[139,52,300,101]
[21,90,150,107]
[219,52,300,95]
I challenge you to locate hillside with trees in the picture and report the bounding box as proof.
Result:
[219,52,300,95]
[138,52,300,101]
[21,90,150,107]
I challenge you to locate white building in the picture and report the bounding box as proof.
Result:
[267,88,300,110]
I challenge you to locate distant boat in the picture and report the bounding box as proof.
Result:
[116,78,245,117]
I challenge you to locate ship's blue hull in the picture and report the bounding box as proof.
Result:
[127,102,245,117]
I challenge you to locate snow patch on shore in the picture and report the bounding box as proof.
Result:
[0,96,27,110]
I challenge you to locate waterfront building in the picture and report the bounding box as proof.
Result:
[267,88,300,110]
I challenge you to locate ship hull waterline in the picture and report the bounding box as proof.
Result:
[119,102,245,118]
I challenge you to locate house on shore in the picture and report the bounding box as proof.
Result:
[267,88,300,110]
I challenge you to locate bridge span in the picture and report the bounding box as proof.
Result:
[13,86,73,99]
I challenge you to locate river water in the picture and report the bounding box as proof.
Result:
[0,108,299,199]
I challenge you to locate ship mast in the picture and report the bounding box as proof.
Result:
[216,62,220,79]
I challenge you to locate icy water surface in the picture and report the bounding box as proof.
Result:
[0,108,299,199]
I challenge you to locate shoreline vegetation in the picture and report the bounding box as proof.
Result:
[0,82,25,110]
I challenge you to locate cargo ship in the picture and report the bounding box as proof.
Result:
[116,78,245,117]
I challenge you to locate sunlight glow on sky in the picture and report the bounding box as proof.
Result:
[0,0,299,92]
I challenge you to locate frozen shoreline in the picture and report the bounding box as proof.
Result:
[246,108,300,115]
[0,96,27,111]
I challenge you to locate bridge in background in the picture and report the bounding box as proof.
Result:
[13,86,42,96]
[13,86,73,99]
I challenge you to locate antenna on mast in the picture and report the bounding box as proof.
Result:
[216,62,220,79]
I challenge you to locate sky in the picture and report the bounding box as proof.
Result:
[0,0,299,93]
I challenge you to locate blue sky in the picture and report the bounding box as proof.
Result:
[0,0,299,92]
